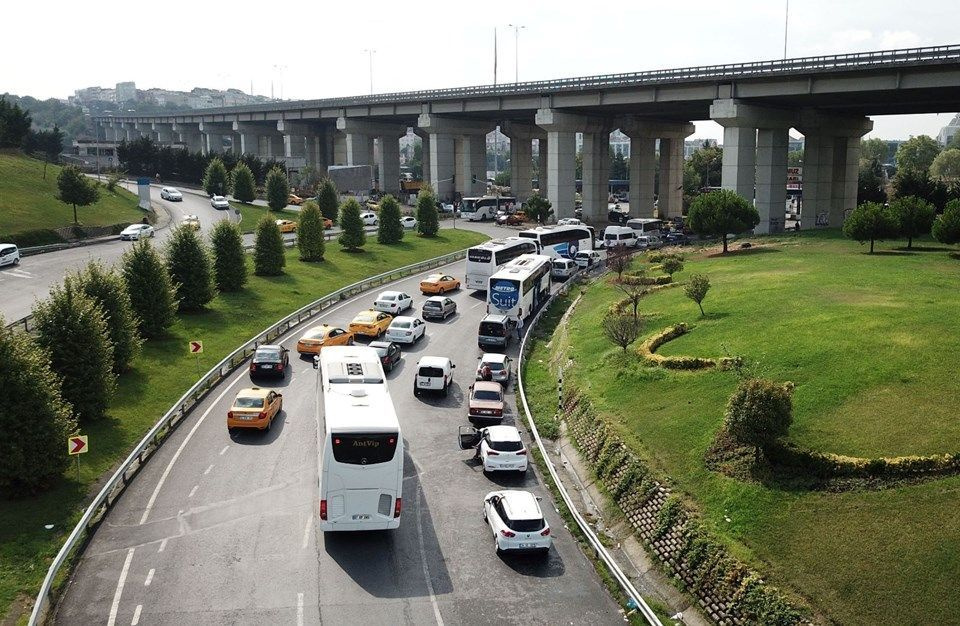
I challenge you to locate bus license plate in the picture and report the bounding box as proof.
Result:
[352,514,371,520]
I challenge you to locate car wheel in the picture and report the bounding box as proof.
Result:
[414,385,421,397]
[442,382,449,397]
[151,231,155,238]
[438,288,444,295]
[13,257,20,266]
[348,337,355,345]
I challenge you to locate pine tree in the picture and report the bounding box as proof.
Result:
[317,178,339,223]
[0,319,75,495]
[377,194,404,244]
[122,239,179,338]
[265,166,290,211]
[32,283,115,423]
[56,165,100,224]
[202,157,229,196]
[166,224,216,311]
[210,219,248,291]
[416,184,440,237]
[338,197,366,251]
[254,215,286,275]
[71,261,142,373]
[298,200,326,261]
[231,162,256,203]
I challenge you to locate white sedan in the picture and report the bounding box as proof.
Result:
[384,316,426,344]
[210,195,230,210]
[483,490,551,555]
[160,186,183,201]
[361,212,378,226]
[400,216,418,229]
[120,224,155,240]
[374,290,413,314]
[557,218,582,226]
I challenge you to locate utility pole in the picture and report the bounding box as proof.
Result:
[363,49,376,95]
[494,27,498,86]
[508,24,526,83]
[783,0,790,59]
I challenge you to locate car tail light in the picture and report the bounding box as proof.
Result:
[540,527,551,536]
[487,450,500,456]
[500,529,515,538]
[258,411,267,419]
[249,363,255,371]
[319,500,327,520]
[492,408,503,416]
[517,449,527,455]
[394,498,402,518]
[227,411,234,419]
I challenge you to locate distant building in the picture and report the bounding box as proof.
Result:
[116,81,136,103]
[937,113,960,145]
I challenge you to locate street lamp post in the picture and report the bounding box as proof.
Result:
[363,49,376,95]
[508,24,526,83]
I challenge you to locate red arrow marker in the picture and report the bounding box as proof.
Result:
[69,437,87,454]
[190,341,202,353]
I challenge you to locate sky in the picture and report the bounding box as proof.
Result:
[3,0,958,141]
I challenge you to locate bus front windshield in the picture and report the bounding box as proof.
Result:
[460,199,478,213]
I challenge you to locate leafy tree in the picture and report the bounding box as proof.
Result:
[949,133,960,151]
[410,140,423,180]
[71,262,141,373]
[686,144,723,189]
[610,149,629,180]
[416,184,440,236]
[524,193,554,225]
[56,165,100,224]
[338,197,367,251]
[684,274,711,316]
[0,97,32,147]
[166,225,215,310]
[265,166,290,211]
[860,137,890,166]
[602,311,643,352]
[0,320,75,495]
[210,220,247,291]
[121,239,178,338]
[317,178,339,223]
[254,215,286,275]
[894,135,941,176]
[33,283,115,423]
[932,199,960,245]
[842,201,896,253]
[377,195,404,244]
[787,150,804,167]
[857,158,888,205]
[930,148,960,183]
[24,125,65,179]
[297,200,326,261]
[294,165,322,195]
[893,169,949,209]
[202,157,229,196]
[660,256,684,276]
[231,162,256,203]
[888,196,935,249]
[687,189,760,253]
[723,378,793,461]
[494,171,511,187]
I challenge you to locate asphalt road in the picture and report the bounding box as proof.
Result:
[53,260,623,625]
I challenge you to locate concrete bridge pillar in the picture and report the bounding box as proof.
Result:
[278,120,330,173]
[458,134,486,197]
[104,123,120,142]
[581,130,612,223]
[151,122,175,145]
[501,122,544,203]
[418,114,495,202]
[332,133,348,166]
[756,128,790,233]
[199,121,234,155]
[337,117,409,194]
[658,137,686,219]
[618,119,694,220]
[536,109,610,220]
[233,121,279,158]
[630,137,657,218]
[173,122,203,153]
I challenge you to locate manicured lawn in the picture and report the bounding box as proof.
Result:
[534,230,960,624]
[232,201,298,233]
[0,229,487,619]
[0,152,144,244]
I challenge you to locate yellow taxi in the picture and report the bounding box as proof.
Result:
[365,199,380,211]
[288,194,305,206]
[419,273,461,295]
[181,214,201,230]
[349,309,393,338]
[296,324,355,355]
[227,387,282,431]
[276,219,298,233]
[323,217,333,229]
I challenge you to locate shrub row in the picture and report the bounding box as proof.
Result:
[637,323,741,370]
[648,251,685,263]
[561,389,806,624]
[767,441,960,481]
[620,272,673,286]
[607,283,678,316]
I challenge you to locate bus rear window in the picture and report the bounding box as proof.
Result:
[468,249,492,263]
[332,433,398,465]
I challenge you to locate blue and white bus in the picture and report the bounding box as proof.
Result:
[465,237,539,291]
[518,225,596,260]
[486,254,552,319]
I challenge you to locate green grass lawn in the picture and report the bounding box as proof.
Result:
[539,230,960,624]
[0,229,487,620]
[231,201,298,233]
[0,152,144,245]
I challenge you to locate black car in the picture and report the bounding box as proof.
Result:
[250,344,289,378]
[370,340,402,372]
[664,232,690,246]
[608,209,629,224]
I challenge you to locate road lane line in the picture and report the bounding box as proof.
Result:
[107,548,135,626]
[138,371,246,525]
[144,568,154,586]
[301,516,312,549]
[157,538,167,553]
[204,463,215,475]
[413,468,444,626]
[297,592,304,626]
[219,445,229,456]
[131,604,142,625]
[188,485,199,498]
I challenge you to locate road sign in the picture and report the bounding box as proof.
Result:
[189,341,203,354]
[68,435,88,455]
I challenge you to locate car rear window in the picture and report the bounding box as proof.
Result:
[372,346,388,357]
[508,517,545,532]
[423,301,440,308]
[254,350,282,362]
[490,440,523,452]
[473,389,502,401]
[305,328,328,339]
[392,320,412,329]
[382,295,397,301]
[481,361,504,371]
[479,321,506,336]
[332,433,398,465]
[234,396,264,408]
[418,366,444,378]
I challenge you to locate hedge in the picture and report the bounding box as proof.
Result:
[637,323,742,370]
[767,441,960,481]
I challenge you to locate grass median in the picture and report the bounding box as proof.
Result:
[0,229,488,620]
[231,201,298,233]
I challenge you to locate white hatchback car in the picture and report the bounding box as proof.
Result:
[476,426,528,474]
[210,195,230,210]
[400,216,418,229]
[160,186,183,201]
[573,250,602,269]
[0,243,21,267]
[385,316,426,344]
[361,212,378,226]
[414,356,455,397]
[483,490,551,555]
[374,290,413,314]
[120,224,155,240]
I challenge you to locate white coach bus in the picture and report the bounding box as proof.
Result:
[517,224,596,260]
[318,346,403,531]
[465,237,538,291]
[486,254,552,319]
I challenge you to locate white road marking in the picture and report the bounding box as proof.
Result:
[471,301,486,309]
[107,548,135,626]
[296,592,304,626]
[413,461,444,626]
[157,538,167,553]
[131,604,142,625]
[188,485,199,498]
[144,568,154,586]
[219,445,229,456]
[138,371,246,525]
[301,516,313,549]
[204,464,215,475]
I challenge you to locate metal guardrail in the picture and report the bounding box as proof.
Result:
[28,248,468,625]
[516,270,662,626]
[94,44,960,121]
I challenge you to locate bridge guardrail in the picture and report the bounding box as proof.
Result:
[516,269,662,626]
[28,248,468,625]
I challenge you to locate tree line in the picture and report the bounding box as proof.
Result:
[117,137,283,188]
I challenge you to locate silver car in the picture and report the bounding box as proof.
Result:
[210,195,230,210]
[476,353,513,384]
[422,296,456,320]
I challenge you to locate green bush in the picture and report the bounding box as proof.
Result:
[338,197,366,251]
[209,219,247,291]
[932,199,960,245]
[253,215,286,275]
[684,274,710,316]
[317,178,339,223]
[888,195,935,248]
[231,162,256,203]
[524,192,554,225]
[121,239,178,338]
[660,256,684,276]
[202,157,229,197]
[416,184,439,237]
[166,224,215,311]
[71,261,141,373]
[377,194,404,244]
[33,283,115,423]
[297,200,326,262]
[724,378,793,459]
[0,320,75,495]
[265,166,289,211]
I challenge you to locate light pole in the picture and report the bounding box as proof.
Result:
[508,24,526,83]
[783,0,789,59]
[363,49,376,95]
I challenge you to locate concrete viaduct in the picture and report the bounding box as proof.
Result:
[94,44,960,233]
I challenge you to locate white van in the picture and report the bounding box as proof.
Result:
[0,243,21,267]
[550,258,577,280]
[414,356,455,397]
[636,235,664,250]
[602,226,638,248]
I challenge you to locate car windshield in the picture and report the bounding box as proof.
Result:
[473,389,502,401]
[392,320,412,329]
[254,349,282,363]
[418,366,444,378]
[234,396,264,408]
[604,233,618,240]
[489,439,523,452]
